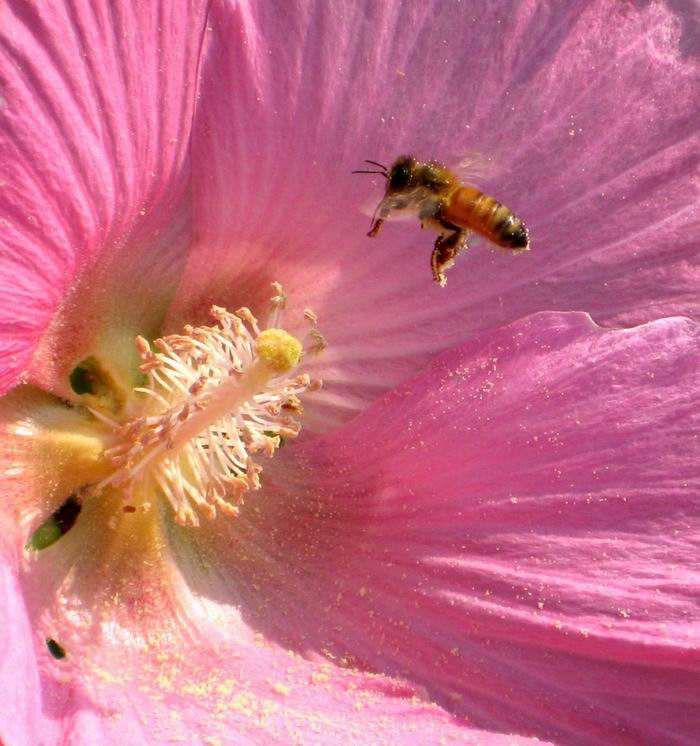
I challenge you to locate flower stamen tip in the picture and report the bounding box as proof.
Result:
[256,329,303,373]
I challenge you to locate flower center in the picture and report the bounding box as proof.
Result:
[88,284,322,527]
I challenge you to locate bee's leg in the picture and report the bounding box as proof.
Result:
[368,198,398,237]
[431,229,469,287]
[367,217,385,237]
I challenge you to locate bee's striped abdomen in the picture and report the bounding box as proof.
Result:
[495,212,529,251]
[441,187,530,253]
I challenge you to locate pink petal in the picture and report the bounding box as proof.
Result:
[2,438,533,744]
[173,0,700,427]
[0,556,42,746]
[7,547,538,744]
[28,210,194,400]
[0,0,210,395]
[29,637,536,746]
[186,312,700,744]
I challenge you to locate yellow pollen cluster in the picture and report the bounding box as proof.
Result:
[256,329,303,373]
[90,284,323,527]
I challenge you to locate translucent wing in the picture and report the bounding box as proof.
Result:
[451,150,503,184]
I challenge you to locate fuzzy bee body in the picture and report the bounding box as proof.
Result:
[355,155,529,287]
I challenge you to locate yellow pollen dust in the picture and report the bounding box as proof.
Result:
[89,283,323,527]
[256,329,303,373]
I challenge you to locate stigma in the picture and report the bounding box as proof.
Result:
[90,284,322,527]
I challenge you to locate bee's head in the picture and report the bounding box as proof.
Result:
[387,155,417,193]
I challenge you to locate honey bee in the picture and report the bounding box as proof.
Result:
[353,155,529,287]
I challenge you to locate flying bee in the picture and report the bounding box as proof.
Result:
[353,155,530,287]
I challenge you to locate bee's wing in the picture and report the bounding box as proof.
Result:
[451,150,503,183]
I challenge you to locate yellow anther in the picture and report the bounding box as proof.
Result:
[256,329,303,373]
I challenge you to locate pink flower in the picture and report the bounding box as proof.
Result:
[1,1,699,744]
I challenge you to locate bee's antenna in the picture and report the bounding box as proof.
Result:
[352,169,389,179]
[364,159,388,171]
